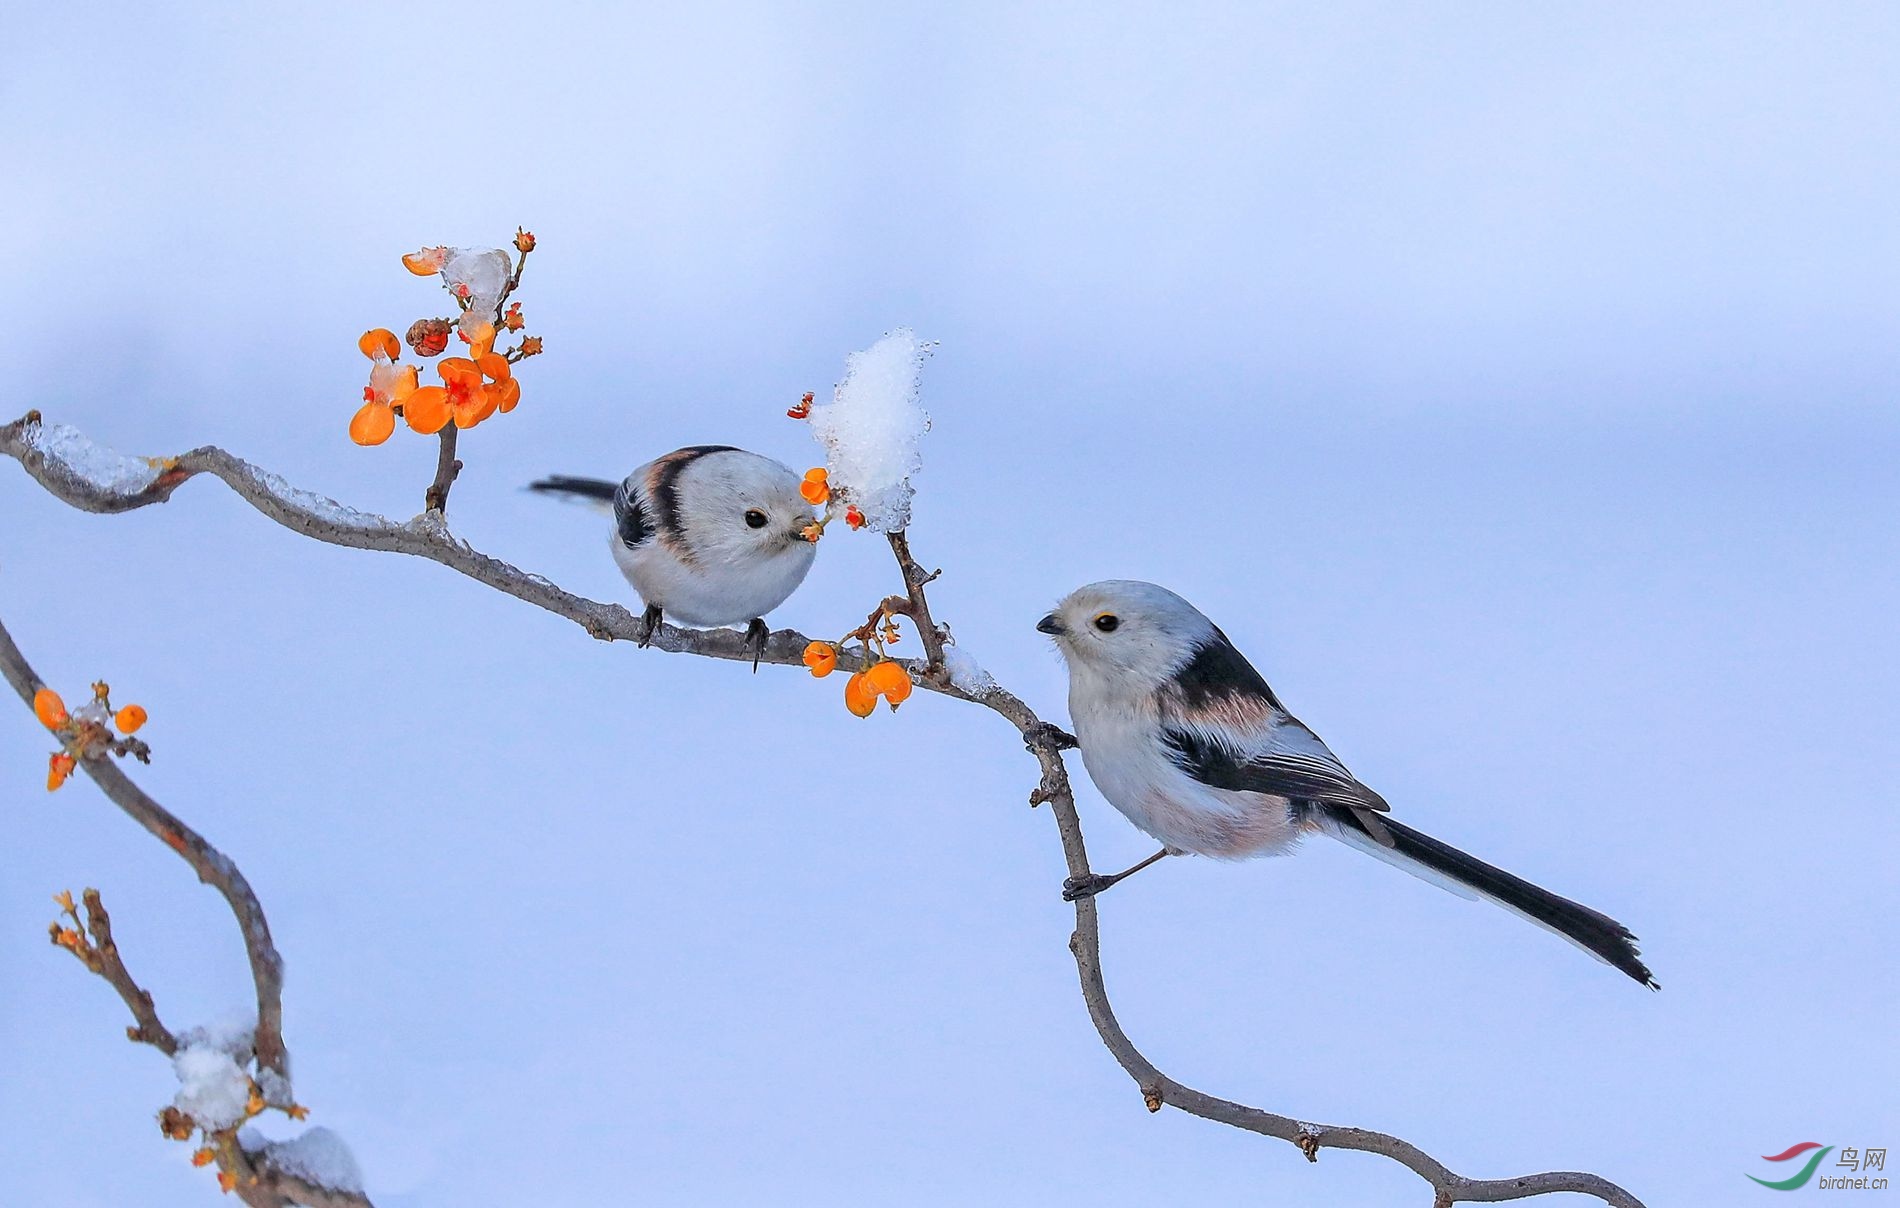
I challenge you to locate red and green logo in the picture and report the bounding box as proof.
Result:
[1750,1143,1834,1190]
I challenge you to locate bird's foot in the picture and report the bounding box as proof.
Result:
[638,604,662,648]
[743,618,769,672]
[1062,873,1120,902]
[1025,722,1078,753]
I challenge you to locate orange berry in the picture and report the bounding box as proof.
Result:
[465,321,497,360]
[33,688,67,729]
[864,660,913,707]
[349,401,396,446]
[404,385,451,435]
[802,641,838,678]
[47,753,75,791]
[803,467,828,482]
[402,246,448,276]
[844,505,865,530]
[493,377,523,414]
[800,479,829,505]
[843,671,878,717]
[114,704,148,735]
[357,328,401,360]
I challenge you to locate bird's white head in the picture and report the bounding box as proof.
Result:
[660,447,818,572]
[1038,580,1218,695]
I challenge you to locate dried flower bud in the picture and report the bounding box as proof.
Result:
[191,1148,215,1168]
[47,753,75,791]
[406,317,452,358]
[787,391,814,420]
[503,301,524,331]
[519,336,543,357]
[514,228,536,254]
[157,1106,195,1141]
[844,504,866,530]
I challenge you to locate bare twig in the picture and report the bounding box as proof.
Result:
[884,530,948,674]
[4,609,373,1206]
[424,422,461,513]
[1,411,1643,1207]
[49,888,178,1053]
[0,609,289,1094]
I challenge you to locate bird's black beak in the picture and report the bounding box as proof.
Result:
[1036,613,1065,636]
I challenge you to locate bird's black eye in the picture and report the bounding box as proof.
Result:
[744,509,769,529]
[1093,613,1120,633]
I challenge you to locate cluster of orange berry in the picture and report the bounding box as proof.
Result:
[801,624,915,717]
[784,394,866,538]
[349,229,543,446]
[34,682,145,790]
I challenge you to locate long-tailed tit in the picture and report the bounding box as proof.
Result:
[1039,580,1655,987]
[530,446,817,666]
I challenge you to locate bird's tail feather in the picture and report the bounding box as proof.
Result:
[527,475,619,515]
[1315,805,1657,988]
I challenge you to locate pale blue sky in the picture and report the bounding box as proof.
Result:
[3,4,1896,1204]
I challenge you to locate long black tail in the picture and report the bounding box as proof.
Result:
[1319,805,1657,988]
[527,475,619,503]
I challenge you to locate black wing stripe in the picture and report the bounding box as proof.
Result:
[614,482,649,549]
[1164,728,1382,808]
[1173,629,1286,712]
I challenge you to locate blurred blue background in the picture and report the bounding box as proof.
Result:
[3,4,1896,1204]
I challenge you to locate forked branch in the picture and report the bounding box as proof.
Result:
[2,411,1642,1206]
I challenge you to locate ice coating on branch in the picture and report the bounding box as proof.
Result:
[441,247,513,338]
[24,423,161,494]
[809,329,932,533]
[943,643,997,698]
[240,1127,365,1195]
[236,465,398,532]
[172,1044,251,1130]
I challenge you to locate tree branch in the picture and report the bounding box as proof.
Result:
[2,411,1644,1206]
[0,609,290,1095]
[2,604,371,1206]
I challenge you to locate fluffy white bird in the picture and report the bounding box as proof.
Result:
[1040,580,1655,987]
[530,446,818,665]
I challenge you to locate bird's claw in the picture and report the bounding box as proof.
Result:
[1026,722,1078,753]
[1062,873,1118,902]
[743,618,769,673]
[638,604,662,648]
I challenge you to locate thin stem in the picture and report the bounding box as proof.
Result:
[425,422,461,513]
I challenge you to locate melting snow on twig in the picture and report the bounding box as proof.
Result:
[943,643,997,698]
[172,1044,252,1131]
[240,1126,366,1195]
[810,329,932,533]
[25,423,162,494]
